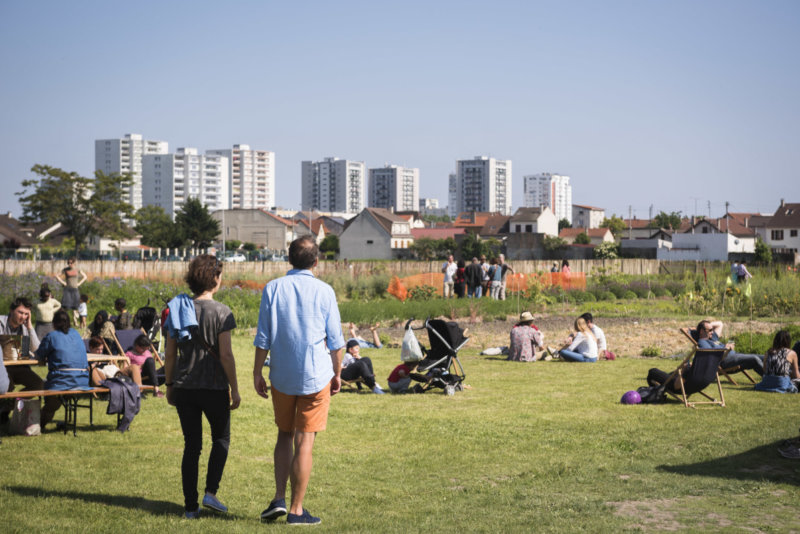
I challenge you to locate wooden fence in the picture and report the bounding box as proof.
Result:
[1,258,728,281]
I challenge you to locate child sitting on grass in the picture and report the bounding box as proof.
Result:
[387,360,419,393]
[125,334,163,397]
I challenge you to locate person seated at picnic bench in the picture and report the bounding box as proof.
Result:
[755,330,799,393]
[341,339,385,394]
[507,311,545,362]
[125,334,163,397]
[89,310,117,353]
[35,310,91,406]
[1,297,60,427]
[347,322,383,349]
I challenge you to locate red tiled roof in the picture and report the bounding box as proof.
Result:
[411,228,467,240]
[769,203,800,229]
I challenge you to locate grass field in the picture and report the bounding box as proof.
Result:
[3,333,800,533]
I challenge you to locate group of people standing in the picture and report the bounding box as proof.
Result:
[442,254,514,300]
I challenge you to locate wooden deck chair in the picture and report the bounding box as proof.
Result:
[83,336,116,358]
[661,347,729,408]
[679,328,755,386]
[114,328,164,365]
[341,377,365,391]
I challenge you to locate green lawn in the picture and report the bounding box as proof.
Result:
[3,334,799,533]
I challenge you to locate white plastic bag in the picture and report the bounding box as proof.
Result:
[10,398,41,436]
[400,328,424,362]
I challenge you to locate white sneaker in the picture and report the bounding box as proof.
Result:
[372,385,386,395]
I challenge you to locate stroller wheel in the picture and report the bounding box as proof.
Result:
[444,385,455,396]
[455,383,464,392]
[412,384,425,394]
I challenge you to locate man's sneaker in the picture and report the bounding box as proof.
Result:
[372,385,385,394]
[260,499,287,522]
[184,508,200,519]
[287,508,321,525]
[779,445,800,459]
[543,354,553,361]
[202,493,228,513]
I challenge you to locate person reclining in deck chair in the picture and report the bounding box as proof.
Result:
[694,320,763,376]
[341,339,385,394]
[347,322,384,349]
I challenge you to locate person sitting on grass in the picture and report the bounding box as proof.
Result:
[125,334,163,397]
[341,339,385,394]
[347,322,383,349]
[554,317,598,363]
[387,360,419,393]
[507,311,545,362]
[755,330,799,393]
[579,312,613,359]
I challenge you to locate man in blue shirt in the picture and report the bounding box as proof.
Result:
[253,236,345,526]
[696,320,763,375]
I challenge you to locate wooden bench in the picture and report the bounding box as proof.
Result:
[0,385,157,439]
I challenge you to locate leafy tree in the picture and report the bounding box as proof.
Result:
[175,197,220,249]
[410,237,436,260]
[17,165,134,251]
[421,214,452,224]
[593,241,620,259]
[558,218,572,231]
[650,211,683,230]
[754,237,772,264]
[574,232,591,245]
[242,242,258,252]
[434,238,457,259]
[320,234,339,254]
[225,239,242,250]
[134,205,185,249]
[600,215,626,238]
[543,235,568,252]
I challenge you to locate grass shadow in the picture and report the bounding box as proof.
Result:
[657,440,800,486]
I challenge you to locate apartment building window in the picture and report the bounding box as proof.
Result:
[772,230,784,240]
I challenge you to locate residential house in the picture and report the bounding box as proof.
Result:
[559,227,614,245]
[339,208,414,260]
[658,216,756,261]
[508,207,558,237]
[571,204,605,229]
[211,209,293,252]
[762,201,800,256]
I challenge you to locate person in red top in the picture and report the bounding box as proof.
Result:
[387,361,419,393]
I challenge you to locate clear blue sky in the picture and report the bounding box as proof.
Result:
[1,0,798,220]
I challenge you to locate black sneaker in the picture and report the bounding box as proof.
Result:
[260,498,287,522]
[287,508,321,525]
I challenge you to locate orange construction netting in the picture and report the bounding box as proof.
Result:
[387,271,586,301]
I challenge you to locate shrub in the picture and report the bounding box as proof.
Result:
[641,346,661,357]
[408,285,437,301]
[622,290,638,299]
[599,291,617,301]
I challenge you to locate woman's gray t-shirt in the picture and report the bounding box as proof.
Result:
[173,299,236,391]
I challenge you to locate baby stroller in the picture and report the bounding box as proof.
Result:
[406,318,469,395]
[133,300,161,349]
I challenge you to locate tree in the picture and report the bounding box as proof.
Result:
[574,232,591,245]
[593,241,620,259]
[600,215,626,238]
[754,237,772,264]
[134,205,185,249]
[242,242,258,252]
[319,234,339,254]
[434,238,457,259]
[558,218,572,231]
[543,235,568,252]
[410,237,436,260]
[175,197,220,249]
[650,211,683,230]
[421,214,452,224]
[225,239,242,250]
[17,165,134,250]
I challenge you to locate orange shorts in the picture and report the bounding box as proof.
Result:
[271,382,331,433]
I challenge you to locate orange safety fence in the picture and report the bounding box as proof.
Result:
[387,271,586,301]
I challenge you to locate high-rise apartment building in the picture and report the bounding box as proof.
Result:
[368,165,419,212]
[448,173,458,218]
[523,173,572,223]
[206,144,275,210]
[142,148,229,218]
[454,156,512,215]
[301,157,365,214]
[95,133,168,211]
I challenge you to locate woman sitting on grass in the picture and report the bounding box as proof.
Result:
[755,330,799,393]
[556,317,598,363]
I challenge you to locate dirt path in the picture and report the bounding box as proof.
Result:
[367,315,779,358]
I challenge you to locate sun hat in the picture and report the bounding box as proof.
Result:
[518,311,535,324]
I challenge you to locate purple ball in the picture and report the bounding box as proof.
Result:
[621,390,641,405]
